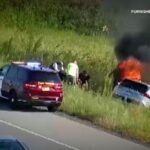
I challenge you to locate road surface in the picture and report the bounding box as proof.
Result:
[0,100,149,150]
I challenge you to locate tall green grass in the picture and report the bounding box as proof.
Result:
[0,0,118,93]
[0,26,116,94]
[61,85,150,143]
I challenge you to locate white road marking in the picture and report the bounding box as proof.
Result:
[0,119,80,150]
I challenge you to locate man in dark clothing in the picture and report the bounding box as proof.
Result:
[108,68,120,89]
[78,70,90,89]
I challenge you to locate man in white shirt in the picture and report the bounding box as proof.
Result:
[49,61,66,81]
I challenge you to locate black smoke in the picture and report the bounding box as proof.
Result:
[115,33,150,62]
[102,0,150,62]
[103,0,150,35]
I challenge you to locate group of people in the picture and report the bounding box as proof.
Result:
[49,60,90,89]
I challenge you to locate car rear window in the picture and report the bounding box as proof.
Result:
[0,141,25,150]
[29,71,61,83]
[120,79,148,93]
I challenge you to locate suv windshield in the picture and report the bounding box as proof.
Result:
[29,71,61,83]
[120,79,148,94]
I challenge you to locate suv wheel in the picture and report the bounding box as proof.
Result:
[47,106,57,112]
[9,91,19,109]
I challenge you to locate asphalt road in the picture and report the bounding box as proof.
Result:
[0,100,149,150]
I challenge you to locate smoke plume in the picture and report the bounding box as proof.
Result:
[115,33,150,62]
[103,0,150,62]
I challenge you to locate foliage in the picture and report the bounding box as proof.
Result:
[0,0,116,35]
[0,27,115,93]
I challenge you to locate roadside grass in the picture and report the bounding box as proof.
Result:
[0,26,116,94]
[61,85,150,144]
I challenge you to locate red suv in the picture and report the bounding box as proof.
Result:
[1,61,63,111]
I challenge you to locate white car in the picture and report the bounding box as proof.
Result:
[113,79,150,107]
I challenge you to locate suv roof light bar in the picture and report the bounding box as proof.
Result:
[26,62,42,69]
[12,61,26,65]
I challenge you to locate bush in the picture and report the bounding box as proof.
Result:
[0,0,116,35]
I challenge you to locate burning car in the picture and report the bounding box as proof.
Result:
[112,57,150,107]
[113,79,150,107]
[111,29,150,107]
[117,57,144,81]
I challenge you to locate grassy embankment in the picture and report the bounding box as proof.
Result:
[63,85,150,144]
[0,0,149,144]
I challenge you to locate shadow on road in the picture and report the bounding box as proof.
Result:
[0,99,48,112]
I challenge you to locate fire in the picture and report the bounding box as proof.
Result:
[117,57,144,81]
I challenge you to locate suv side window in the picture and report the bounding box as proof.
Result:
[0,64,10,76]
[6,65,18,80]
[18,68,28,82]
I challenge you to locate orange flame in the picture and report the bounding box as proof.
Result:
[117,57,144,81]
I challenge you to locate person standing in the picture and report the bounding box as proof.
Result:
[108,68,120,89]
[49,61,66,81]
[66,60,79,85]
[49,61,62,72]
[57,61,66,81]
[79,70,90,89]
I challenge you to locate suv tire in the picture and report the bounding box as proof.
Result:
[47,106,57,112]
[9,91,19,109]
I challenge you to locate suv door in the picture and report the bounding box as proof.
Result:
[17,67,28,99]
[1,65,18,98]
[0,64,10,98]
